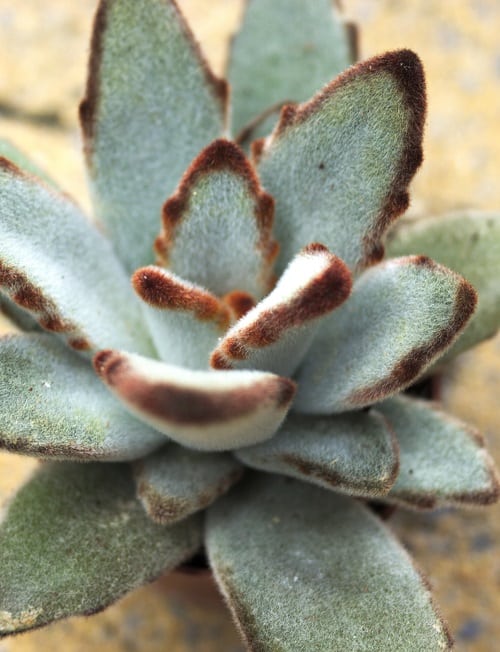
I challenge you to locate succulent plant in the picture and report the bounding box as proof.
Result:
[1,0,499,649]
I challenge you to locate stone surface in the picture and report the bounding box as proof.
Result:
[0,1,499,651]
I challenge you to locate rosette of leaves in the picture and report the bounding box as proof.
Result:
[1,0,499,649]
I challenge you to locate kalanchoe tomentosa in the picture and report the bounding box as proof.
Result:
[0,0,500,649]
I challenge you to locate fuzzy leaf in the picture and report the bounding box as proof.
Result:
[0,139,58,189]
[156,139,277,300]
[206,474,451,652]
[133,266,230,369]
[80,0,228,273]
[256,50,426,274]
[134,445,243,524]
[0,293,40,333]
[0,334,164,460]
[295,256,477,414]
[378,396,500,509]
[0,462,202,636]
[228,0,355,137]
[386,211,500,362]
[211,244,351,376]
[0,158,152,355]
[94,350,296,451]
[236,410,398,498]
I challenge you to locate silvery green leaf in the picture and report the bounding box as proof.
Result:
[206,474,452,652]
[0,293,41,332]
[134,444,243,524]
[0,138,58,189]
[236,410,398,498]
[295,256,477,414]
[229,0,355,137]
[94,349,296,451]
[80,0,228,273]
[0,158,153,356]
[386,211,500,362]
[379,395,500,509]
[0,462,202,636]
[0,334,164,460]
[210,244,351,377]
[156,139,277,300]
[256,50,426,274]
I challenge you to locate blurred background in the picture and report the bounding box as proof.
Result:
[0,1,499,650]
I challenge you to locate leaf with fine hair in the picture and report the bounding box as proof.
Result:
[0,462,202,636]
[206,474,452,652]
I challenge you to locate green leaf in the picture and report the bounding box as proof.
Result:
[210,244,351,377]
[256,50,426,274]
[0,138,58,189]
[0,158,153,356]
[0,293,41,332]
[295,256,477,414]
[378,395,500,509]
[134,445,243,524]
[0,334,164,460]
[236,410,398,498]
[206,474,452,652]
[156,139,277,300]
[228,0,354,137]
[0,462,202,636]
[80,0,228,273]
[386,211,500,362]
[94,349,296,451]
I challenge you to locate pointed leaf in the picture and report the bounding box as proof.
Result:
[236,409,398,498]
[295,256,477,414]
[211,244,351,376]
[94,349,296,450]
[229,0,354,136]
[0,462,202,636]
[80,0,228,273]
[206,474,452,652]
[134,444,243,524]
[133,266,230,369]
[0,158,152,355]
[0,334,164,460]
[378,396,500,509]
[156,139,277,299]
[386,211,500,361]
[256,50,426,274]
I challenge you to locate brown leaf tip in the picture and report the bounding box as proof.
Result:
[222,290,256,321]
[93,349,121,381]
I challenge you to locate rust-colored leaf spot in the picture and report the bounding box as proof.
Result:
[222,290,256,321]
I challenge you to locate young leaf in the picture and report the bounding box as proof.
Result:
[295,256,477,414]
[134,444,243,524]
[0,158,153,356]
[0,334,164,461]
[80,0,228,273]
[156,139,277,300]
[386,211,500,362]
[0,462,202,636]
[94,349,296,451]
[378,396,500,509]
[256,50,426,274]
[236,410,398,498]
[206,474,452,652]
[211,243,351,377]
[229,0,354,137]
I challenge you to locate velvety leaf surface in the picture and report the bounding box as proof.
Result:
[256,50,426,274]
[94,349,296,450]
[156,139,277,299]
[133,266,230,369]
[228,0,354,137]
[206,474,451,652]
[0,334,164,460]
[0,293,40,332]
[379,396,500,509]
[134,445,243,524]
[210,244,351,377]
[0,462,202,636]
[80,0,227,273]
[295,256,476,414]
[386,211,500,361]
[0,158,152,355]
[236,410,398,498]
